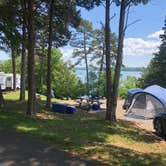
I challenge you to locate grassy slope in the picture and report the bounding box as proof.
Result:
[0,91,166,166]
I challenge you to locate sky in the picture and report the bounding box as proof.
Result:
[61,0,166,67]
[1,0,166,67]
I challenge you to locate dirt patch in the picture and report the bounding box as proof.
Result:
[60,99,156,132]
[117,100,154,132]
[88,100,155,132]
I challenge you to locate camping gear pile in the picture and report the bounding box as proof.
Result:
[76,96,101,111]
[123,85,166,119]
[52,103,76,114]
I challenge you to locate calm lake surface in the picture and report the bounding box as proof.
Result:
[121,71,142,80]
[75,69,142,82]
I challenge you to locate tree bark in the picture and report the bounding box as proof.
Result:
[27,0,35,115]
[83,31,89,96]
[46,0,53,109]
[97,44,105,96]
[20,0,27,101]
[111,0,126,119]
[99,43,105,76]
[0,85,4,108]
[40,48,44,94]
[11,49,16,91]
[105,0,113,121]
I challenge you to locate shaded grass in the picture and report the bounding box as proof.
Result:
[0,91,166,165]
[3,91,74,107]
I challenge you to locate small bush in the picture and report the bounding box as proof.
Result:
[119,76,137,99]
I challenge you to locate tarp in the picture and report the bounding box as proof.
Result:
[51,103,76,114]
[127,88,143,95]
[143,85,166,107]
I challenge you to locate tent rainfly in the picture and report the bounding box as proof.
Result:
[126,85,166,119]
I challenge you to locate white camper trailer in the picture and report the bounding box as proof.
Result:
[0,72,20,90]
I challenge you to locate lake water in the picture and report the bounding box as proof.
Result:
[75,69,142,82]
[121,71,142,80]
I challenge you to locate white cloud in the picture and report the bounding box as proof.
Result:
[60,47,85,66]
[60,46,97,67]
[124,30,164,56]
[124,38,160,56]
[59,47,74,61]
[147,30,164,39]
[123,30,162,56]
[60,30,163,61]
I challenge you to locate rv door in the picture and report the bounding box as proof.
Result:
[6,77,12,90]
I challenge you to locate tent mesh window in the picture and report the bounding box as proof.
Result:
[146,95,164,117]
[128,94,146,118]
[128,94,164,119]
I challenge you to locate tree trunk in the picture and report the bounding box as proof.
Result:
[39,35,45,94]
[85,56,89,96]
[20,0,27,101]
[97,44,105,96]
[11,49,16,91]
[111,0,126,119]
[99,56,104,77]
[105,0,113,121]
[46,0,53,109]
[83,31,89,96]
[0,85,4,108]
[27,0,35,115]
[40,50,44,94]
[99,43,105,76]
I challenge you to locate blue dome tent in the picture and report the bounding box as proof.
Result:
[123,88,143,110]
[126,85,166,119]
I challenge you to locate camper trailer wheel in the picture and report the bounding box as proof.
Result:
[154,119,164,137]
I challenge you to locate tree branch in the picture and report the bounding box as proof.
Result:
[110,0,114,6]
[110,13,116,21]
[125,0,133,7]
[123,2,141,32]
[101,1,106,8]
[99,13,116,29]
[102,0,114,9]
[125,19,141,31]
[124,3,131,32]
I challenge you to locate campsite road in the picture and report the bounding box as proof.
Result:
[0,129,99,166]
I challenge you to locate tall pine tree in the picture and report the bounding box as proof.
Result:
[70,19,94,96]
[142,18,166,87]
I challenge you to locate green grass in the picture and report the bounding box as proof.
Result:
[0,91,166,166]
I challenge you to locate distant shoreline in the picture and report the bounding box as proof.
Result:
[76,68,143,82]
[75,67,145,72]
[121,67,145,72]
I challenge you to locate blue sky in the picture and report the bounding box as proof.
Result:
[61,0,166,67]
[78,0,166,67]
[1,1,166,67]
[0,51,8,60]
[80,0,166,38]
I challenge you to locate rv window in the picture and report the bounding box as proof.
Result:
[7,77,11,81]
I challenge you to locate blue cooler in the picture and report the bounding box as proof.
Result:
[52,103,67,113]
[92,104,100,110]
[66,106,76,114]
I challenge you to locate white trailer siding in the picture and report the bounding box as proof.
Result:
[0,73,20,90]
[0,75,6,90]
[16,75,21,89]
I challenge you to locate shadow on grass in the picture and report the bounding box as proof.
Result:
[0,100,162,144]
[82,143,166,166]
[0,128,100,166]
[0,100,165,165]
